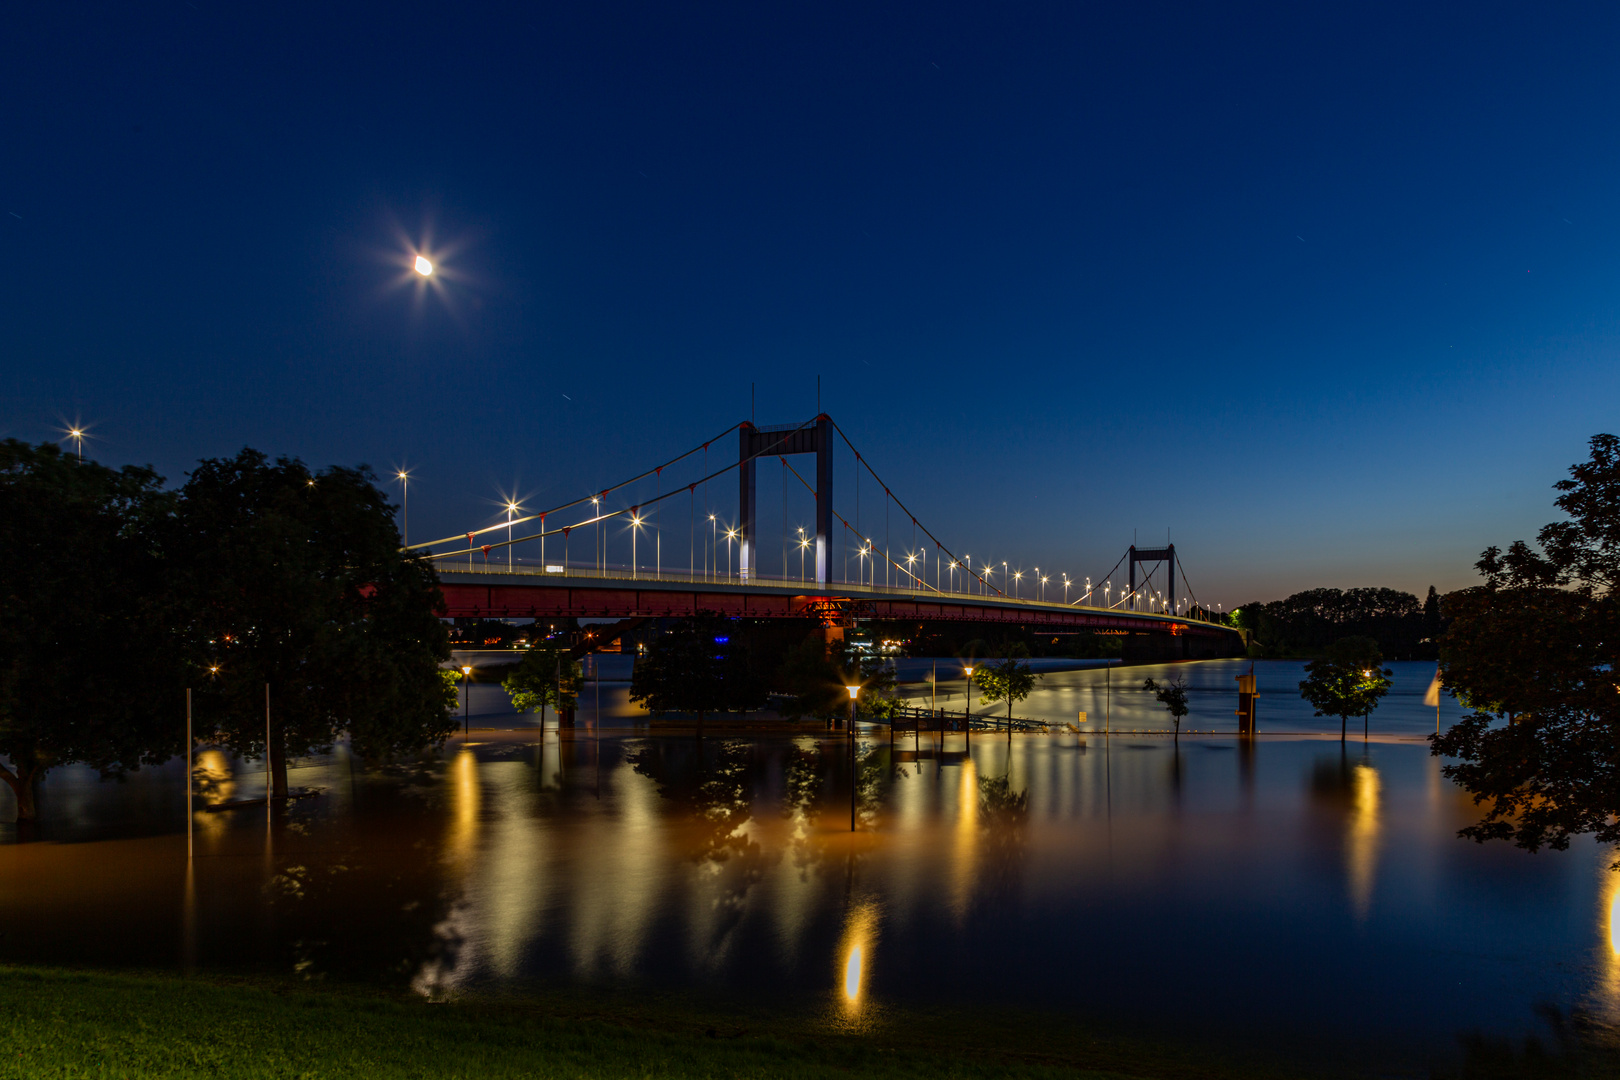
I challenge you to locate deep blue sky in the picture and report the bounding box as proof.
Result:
[5,2,1619,606]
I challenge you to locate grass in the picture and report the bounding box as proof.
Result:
[0,965,1338,1080]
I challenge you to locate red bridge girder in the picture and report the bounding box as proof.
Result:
[434,577,1237,640]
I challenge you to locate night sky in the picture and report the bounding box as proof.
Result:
[5,3,1619,606]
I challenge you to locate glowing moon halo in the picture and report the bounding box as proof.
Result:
[414,255,433,276]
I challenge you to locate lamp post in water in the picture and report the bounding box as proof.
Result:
[461,666,473,738]
[963,665,975,745]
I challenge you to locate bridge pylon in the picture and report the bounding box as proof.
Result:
[738,416,834,585]
[1127,544,1175,611]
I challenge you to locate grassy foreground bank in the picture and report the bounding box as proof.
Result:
[0,965,1332,1080]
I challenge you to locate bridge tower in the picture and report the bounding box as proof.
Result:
[738,417,834,585]
[1127,544,1175,612]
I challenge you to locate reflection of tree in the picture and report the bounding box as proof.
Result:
[975,773,1030,898]
[258,782,457,986]
[628,740,766,866]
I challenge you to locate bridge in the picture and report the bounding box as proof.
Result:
[407,415,1244,661]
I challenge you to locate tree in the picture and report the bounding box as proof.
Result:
[0,441,184,822]
[973,644,1042,735]
[501,645,581,727]
[177,450,452,797]
[629,617,766,733]
[1141,676,1191,739]
[774,634,848,721]
[1298,636,1392,741]
[855,653,901,722]
[1434,433,1620,863]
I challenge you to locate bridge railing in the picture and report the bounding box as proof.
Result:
[427,556,1227,626]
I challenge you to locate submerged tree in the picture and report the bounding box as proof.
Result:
[0,441,184,822]
[502,645,580,728]
[629,616,766,733]
[1434,434,1620,864]
[1299,636,1392,741]
[1141,675,1191,739]
[178,450,452,796]
[973,644,1042,735]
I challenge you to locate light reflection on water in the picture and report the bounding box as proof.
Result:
[0,659,1616,1065]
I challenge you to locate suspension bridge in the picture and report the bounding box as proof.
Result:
[406,416,1244,662]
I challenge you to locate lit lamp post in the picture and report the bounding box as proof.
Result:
[592,497,602,573]
[846,684,860,732]
[396,470,410,546]
[67,427,85,462]
[963,665,975,742]
[630,510,643,580]
[461,665,473,738]
[506,500,520,571]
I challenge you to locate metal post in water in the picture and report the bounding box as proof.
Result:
[186,688,193,860]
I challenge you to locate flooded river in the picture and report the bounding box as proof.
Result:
[1,660,1615,1070]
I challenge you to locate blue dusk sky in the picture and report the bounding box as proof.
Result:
[4,2,1619,607]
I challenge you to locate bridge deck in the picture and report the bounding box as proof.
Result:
[433,565,1238,640]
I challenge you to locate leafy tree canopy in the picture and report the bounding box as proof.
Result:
[0,441,185,821]
[178,450,452,796]
[502,645,581,720]
[1298,636,1392,740]
[629,616,767,728]
[1235,587,1434,658]
[1142,676,1191,737]
[1435,433,1620,862]
[973,643,1042,729]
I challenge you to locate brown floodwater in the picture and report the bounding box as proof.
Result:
[1,660,1616,1071]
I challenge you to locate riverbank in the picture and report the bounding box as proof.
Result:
[0,965,1343,1079]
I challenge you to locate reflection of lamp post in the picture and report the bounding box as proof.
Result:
[845,684,861,829]
[461,666,473,738]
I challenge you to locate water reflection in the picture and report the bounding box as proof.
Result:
[1347,762,1382,920]
[838,899,879,1021]
[1310,751,1383,919]
[0,727,1610,1064]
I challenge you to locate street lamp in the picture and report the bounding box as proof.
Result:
[1013,569,1023,599]
[414,255,433,276]
[1040,574,1049,601]
[396,470,411,546]
[846,684,860,733]
[67,427,85,462]
[506,500,521,571]
[963,665,975,732]
[591,497,602,573]
[461,665,473,738]
[725,527,738,581]
[630,510,643,580]
[1062,575,1070,603]
[798,532,811,583]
